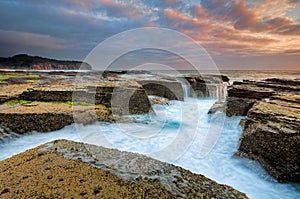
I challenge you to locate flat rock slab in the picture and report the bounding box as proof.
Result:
[226,79,300,116]
[19,81,152,115]
[0,84,35,104]
[0,102,113,134]
[0,139,248,198]
[228,84,275,99]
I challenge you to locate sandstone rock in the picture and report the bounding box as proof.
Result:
[19,82,152,115]
[0,141,175,198]
[226,79,300,116]
[226,97,256,116]
[0,84,35,104]
[260,78,300,92]
[226,81,275,116]
[0,102,113,134]
[184,75,229,100]
[150,96,170,106]
[225,78,300,182]
[228,84,275,99]
[137,79,184,101]
[0,139,247,198]
[237,95,300,182]
[208,101,226,114]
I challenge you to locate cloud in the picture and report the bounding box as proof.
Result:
[165,0,178,5]
[0,30,65,50]
[193,4,208,19]
[163,8,190,21]
[201,0,300,35]
[0,0,299,69]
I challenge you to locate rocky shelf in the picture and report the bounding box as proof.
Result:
[0,70,229,138]
[0,102,113,134]
[0,139,248,198]
[0,70,249,198]
[223,78,300,183]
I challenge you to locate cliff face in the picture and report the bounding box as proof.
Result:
[0,54,92,70]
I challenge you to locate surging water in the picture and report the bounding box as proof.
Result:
[0,98,299,198]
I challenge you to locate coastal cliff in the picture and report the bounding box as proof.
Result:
[0,54,92,70]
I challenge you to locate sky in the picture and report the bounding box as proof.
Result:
[0,0,300,70]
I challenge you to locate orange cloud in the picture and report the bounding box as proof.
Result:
[165,0,178,4]
[164,8,190,21]
[161,1,300,57]
[194,4,207,18]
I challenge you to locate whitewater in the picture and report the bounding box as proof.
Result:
[0,96,299,199]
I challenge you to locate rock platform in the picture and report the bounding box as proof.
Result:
[224,78,300,182]
[0,139,248,198]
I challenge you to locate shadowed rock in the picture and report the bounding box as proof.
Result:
[137,80,184,101]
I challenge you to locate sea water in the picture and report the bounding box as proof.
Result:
[0,97,299,198]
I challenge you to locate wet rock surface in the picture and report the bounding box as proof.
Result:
[184,75,229,100]
[0,84,36,104]
[226,97,256,116]
[0,139,248,198]
[225,78,300,182]
[0,141,175,199]
[237,95,300,182]
[137,79,184,101]
[0,71,154,136]
[0,126,19,142]
[208,101,226,114]
[225,79,300,116]
[0,102,113,134]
